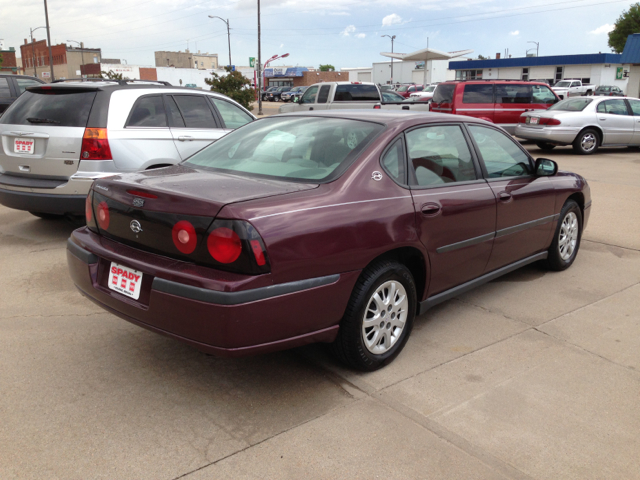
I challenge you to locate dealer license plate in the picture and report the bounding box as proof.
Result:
[108,262,143,300]
[14,138,35,154]
[528,116,540,125]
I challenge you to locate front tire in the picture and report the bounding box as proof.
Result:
[545,200,582,271]
[331,260,416,371]
[572,128,599,155]
[536,142,556,151]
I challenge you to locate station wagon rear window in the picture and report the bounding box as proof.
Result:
[1,90,96,127]
[185,117,384,182]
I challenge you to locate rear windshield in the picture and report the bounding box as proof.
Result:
[334,84,380,101]
[432,84,455,104]
[185,116,384,182]
[548,98,593,111]
[0,90,96,127]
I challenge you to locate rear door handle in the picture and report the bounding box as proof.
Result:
[309,107,314,111]
[421,203,441,216]
[178,136,193,141]
[598,117,606,121]
[499,192,512,201]
[402,105,410,110]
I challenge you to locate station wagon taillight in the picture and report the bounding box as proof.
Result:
[80,128,112,161]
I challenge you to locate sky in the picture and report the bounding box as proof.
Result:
[2,0,637,69]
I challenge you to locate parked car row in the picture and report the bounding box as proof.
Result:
[0,74,45,114]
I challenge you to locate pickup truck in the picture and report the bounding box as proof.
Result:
[552,80,595,99]
[278,82,431,113]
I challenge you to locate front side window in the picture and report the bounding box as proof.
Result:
[185,117,384,182]
[210,98,253,129]
[596,99,629,115]
[496,84,532,104]
[462,84,494,104]
[300,85,318,104]
[469,125,531,178]
[405,125,477,186]
[126,96,167,127]
[173,95,217,128]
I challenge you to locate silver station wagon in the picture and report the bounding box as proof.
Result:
[515,96,640,155]
[0,80,255,218]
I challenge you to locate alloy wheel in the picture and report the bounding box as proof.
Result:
[361,280,408,354]
[581,133,597,152]
[558,212,579,260]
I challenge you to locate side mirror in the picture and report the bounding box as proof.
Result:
[535,158,558,176]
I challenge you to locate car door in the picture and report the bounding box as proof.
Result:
[456,84,495,124]
[297,85,319,111]
[404,123,497,295]
[570,81,581,96]
[467,124,556,272]
[311,84,332,111]
[0,77,13,114]
[494,84,534,133]
[626,98,640,145]
[167,94,226,159]
[596,99,635,145]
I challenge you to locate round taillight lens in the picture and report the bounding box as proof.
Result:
[172,220,197,254]
[97,201,109,230]
[85,196,93,223]
[207,227,242,264]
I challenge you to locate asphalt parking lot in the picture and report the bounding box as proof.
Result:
[1,142,639,479]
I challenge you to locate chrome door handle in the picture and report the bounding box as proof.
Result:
[178,136,193,141]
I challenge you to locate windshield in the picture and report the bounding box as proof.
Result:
[554,81,572,88]
[185,117,384,182]
[425,86,436,92]
[548,98,593,111]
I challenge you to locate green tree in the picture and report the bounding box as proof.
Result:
[608,3,640,53]
[319,64,335,71]
[477,54,490,60]
[206,66,256,111]
[100,70,125,80]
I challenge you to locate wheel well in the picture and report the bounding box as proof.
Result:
[145,164,173,170]
[367,247,427,302]
[577,126,603,144]
[567,192,585,214]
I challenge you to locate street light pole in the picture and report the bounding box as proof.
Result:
[381,34,396,85]
[29,27,45,77]
[257,0,263,116]
[528,41,539,57]
[43,0,55,81]
[208,16,232,68]
[67,40,85,77]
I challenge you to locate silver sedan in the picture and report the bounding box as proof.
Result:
[514,96,640,154]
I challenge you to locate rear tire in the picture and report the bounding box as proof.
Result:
[331,260,416,371]
[545,200,582,271]
[29,212,62,220]
[572,128,599,155]
[536,142,556,151]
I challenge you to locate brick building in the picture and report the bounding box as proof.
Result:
[0,47,18,74]
[20,39,101,81]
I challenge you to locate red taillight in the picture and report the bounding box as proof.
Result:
[80,128,112,160]
[539,118,561,125]
[97,201,110,230]
[172,220,197,254]
[127,189,158,199]
[519,115,527,123]
[373,104,381,109]
[85,195,93,223]
[250,240,266,266]
[207,227,242,264]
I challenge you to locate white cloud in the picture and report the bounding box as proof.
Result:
[279,43,284,48]
[510,30,519,36]
[590,24,614,35]
[382,13,402,26]
[341,25,357,36]
[356,33,366,39]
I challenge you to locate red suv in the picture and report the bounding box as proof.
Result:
[430,80,559,133]
[396,84,424,98]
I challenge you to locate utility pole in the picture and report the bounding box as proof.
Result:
[208,16,232,68]
[257,0,263,116]
[381,34,396,85]
[30,26,46,77]
[43,0,54,81]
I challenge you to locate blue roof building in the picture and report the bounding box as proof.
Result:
[620,34,640,97]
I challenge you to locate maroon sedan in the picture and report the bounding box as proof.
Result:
[67,111,591,371]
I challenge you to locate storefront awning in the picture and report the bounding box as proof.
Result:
[380,47,473,62]
[264,67,308,78]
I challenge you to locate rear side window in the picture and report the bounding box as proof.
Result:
[462,84,494,104]
[381,139,406,184]
[596,99,629,115]
[0,78,12,97]
[495,84,532,104]
[15,78,43,94]
[317,85,331,104]
[432,84,455,104]
[210,98,253,129]
[0,91,96,127]
[173,95,217,128]
[334,84,380,101]
[126,96,167,127]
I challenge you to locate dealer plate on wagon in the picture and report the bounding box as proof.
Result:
[108,262,143,300]
[14,138,35,154]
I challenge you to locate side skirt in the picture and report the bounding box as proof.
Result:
[417,251,548,315]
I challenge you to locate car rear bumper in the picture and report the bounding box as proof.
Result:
[0,187,86,214]
[514,125,578,145]
[67,229,360,357]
